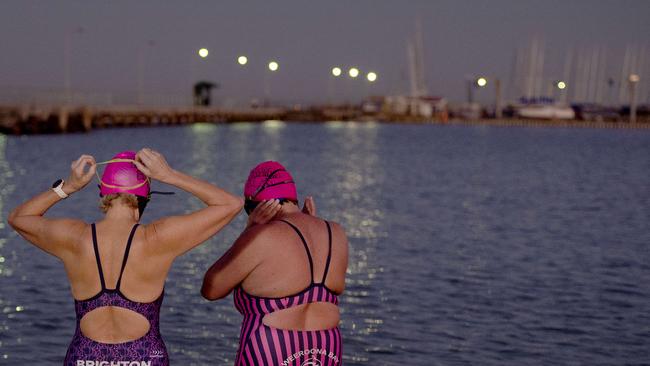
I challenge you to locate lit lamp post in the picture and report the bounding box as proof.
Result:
[64,26,85,101]
[264,60,279,105]
[556,80,567,102]
[629,74,640,123]
[366,72,377,82]
[237,55,248,65]
[348,67,359,78]
[190,47,209,90]
[467,76,487,104]
[137,40,156,105]
[328,67,342,104]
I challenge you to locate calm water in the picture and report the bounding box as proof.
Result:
[0,122,649,365]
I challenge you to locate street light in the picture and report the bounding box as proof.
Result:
[64,26,85,99]
[198,48,209,58]
[137,40,156,105]
[238,56,248,65]
[557,81,567,90]
[629,74,640,123]
[476,77,487,87]
[349,67,359,78]
[332,67,342,77]
[367,72,377,82]
[268,61,279,71]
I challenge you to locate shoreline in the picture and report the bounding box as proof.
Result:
[1,104,648,134]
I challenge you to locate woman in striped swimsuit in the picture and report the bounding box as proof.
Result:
[202,161,349,366]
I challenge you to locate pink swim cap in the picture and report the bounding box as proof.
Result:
[99,151,150,198]
[244,161,297,201]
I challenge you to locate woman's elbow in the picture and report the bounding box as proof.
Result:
[201,277,225,301]
[200,285,217,301]
[229,197,244,214]
[7,208,19,230]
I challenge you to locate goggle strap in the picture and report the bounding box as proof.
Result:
[95,158,150,191]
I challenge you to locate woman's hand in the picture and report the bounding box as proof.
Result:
[65,155,96,194]
[134,148,175,183]
[302,196,316,216]
[246,199,282,228]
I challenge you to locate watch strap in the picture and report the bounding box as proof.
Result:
[52,180,68,199]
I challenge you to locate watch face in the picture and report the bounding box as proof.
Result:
[52,179,63,188]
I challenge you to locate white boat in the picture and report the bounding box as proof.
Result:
[516,104,575,120]
[514,97,575,120]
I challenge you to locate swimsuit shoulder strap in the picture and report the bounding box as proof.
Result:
[321,220,333,284]
[91,223,106,290]
[279,219,315,284]
[115,224,140,291]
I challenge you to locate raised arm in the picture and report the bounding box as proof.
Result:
[8,155,96,259]
[135,148,243,258]
[201,224,267,300]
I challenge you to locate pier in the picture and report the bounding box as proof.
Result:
[0,103,648,135]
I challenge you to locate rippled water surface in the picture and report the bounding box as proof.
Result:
[0,122,649,365]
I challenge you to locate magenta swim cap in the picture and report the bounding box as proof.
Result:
[99,151,150,197]
[244,161,297,201]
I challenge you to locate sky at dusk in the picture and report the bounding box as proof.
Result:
[1,1,649,105]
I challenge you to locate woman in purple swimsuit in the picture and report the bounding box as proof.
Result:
[9,148,243,365]
[202,161,349,366]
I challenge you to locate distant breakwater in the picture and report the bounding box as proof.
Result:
[0,105,648,135]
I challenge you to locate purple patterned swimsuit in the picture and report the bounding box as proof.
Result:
[64,224,169,366]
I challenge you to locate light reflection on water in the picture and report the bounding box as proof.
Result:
[0,124,649,365]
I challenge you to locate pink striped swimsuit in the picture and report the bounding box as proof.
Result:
[233,220,342,366]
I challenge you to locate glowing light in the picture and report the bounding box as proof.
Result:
[198,48,209,58]
[349,68,359,78]
[268,61,279,71]
[476,77,487,87]
[332,67,342,77]
[238,56,248,65]
[367,72,377,82]
[629,74,640,83]
[557,81,567,90]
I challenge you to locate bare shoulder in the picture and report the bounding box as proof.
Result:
[239,220,291,249]
[51,218,89,252]
[325,220,347,241]
[54,218,88,237]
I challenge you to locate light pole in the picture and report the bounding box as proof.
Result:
[190,48,209,90]
[264,61,279,106]
[365,72,378,101]
[555,80,567,104]
[328,67,342,104]
[495,78,502,119]
[467,76,487,104]
[137,40,156,105]
[64,27,84,101]
[629,74,640,123]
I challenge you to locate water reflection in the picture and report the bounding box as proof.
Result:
[318,122,388,364]
[0,134,17,361]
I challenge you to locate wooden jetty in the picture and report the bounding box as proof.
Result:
[0,105,289,134]
[0,104,648,135]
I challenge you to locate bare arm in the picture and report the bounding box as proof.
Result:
[135,148,243,258]
[8,155,96,259]
[201,225,267,300]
